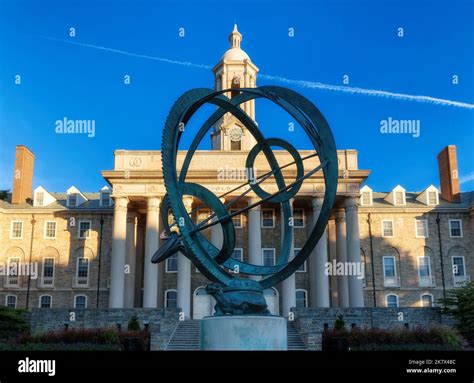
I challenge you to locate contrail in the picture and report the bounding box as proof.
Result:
[42,36,474,110]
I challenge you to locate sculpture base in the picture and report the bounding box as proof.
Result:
[200,315,287,350]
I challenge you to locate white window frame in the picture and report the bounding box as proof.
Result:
[10,221,23,239]
[449,219,463,238]
[427,191,439,206]
[74,294,88,309]
[294,248,306,272]
[230,209,242,228]
[76,257,90,285]
[394,190,406,206]
[292,208,305,228]
[261,248,276,267]
[100,191,111,207]
[381,220,394,238]
[232,248,244,262]
[165,254,179,273]
[6,257,21,287]
[39,294,52,308]
[295,289,308,308]
[41,257,55,286]
[164,289,178,308]
[261,209,275,228]
[78,220,92,239]
[36,191,44,207]
[5,295,17,309]
[417,256,433,286]
[420,293,434,308]
[452,256,466,277]
[415,219,429,238]
[382,256,397,278]
[385,294,399,308]
[44,220,57,239]
[67,193,77,207]
[360,190,373,206]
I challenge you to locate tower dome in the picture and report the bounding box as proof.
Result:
[221,24,250,61]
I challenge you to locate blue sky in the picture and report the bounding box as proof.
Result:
[0,0,473,193]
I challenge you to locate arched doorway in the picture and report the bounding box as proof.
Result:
[193,287,215,319]
[264,288,279,315]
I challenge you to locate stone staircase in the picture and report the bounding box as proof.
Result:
[165,319,307,350]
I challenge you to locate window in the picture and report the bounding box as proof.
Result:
[381,220,394,237]
[39,295,52,308]
[294,248,306,272]
[10,221,23,239]
[7,257,20,286]
[78,221,91,239]
[100,192,111,206]
[36,192,44,206]
[42,258,55,286]
[383,256,396,278]
[449,220,462,238]
[292,209,305,228]
[262,249,276,267]
[394,191,405,205]
[6,295,17,309]
[232,248,243,262]
[415,219,428,238]
[452,256,466,277]
[385,294,398,308]
[230,209,242,228]
[76,258,89,285]
[295,290,308,308]
[230,140,241,151]
[68,193,77,207]
[74,295,87,309]
[166,254,178,273]
[427,191,438,205]
[361,191,372,206]
[421,294,433,307]
[261,209,274,228]
[418,256,431,278]
[44,221,57,239]
[165,290,177,308]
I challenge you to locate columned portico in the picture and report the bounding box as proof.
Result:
[282,199,296,316]
[309,197,330,307]
[177,196,194,318]
[335,209,350,307]
[109,196,128,308]
[143,196,161,308]
[345,197,365,307]
[248,197,262,281]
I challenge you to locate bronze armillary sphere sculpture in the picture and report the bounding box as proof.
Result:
[152,86,338,316]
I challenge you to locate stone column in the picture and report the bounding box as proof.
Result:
[211,198,225,250]
[109,196,128,308]
[177,196,193,318]
[345,197,365,307]
[335,210,350,307]
[309,197,330,307]
[124,213,137,308]
[282,199,296,317]
[143,196,161,308]
[248,197,262,281]
[327,219,338,306]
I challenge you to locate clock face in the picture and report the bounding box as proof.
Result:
[228,126,243,141]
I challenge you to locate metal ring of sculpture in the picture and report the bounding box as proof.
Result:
[153,86,338,315]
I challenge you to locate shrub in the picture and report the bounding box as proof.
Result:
[0,306,30,340]
[334,315,345,331]
[127,315,141,331]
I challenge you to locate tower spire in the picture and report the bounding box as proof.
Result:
[229,24,242,49]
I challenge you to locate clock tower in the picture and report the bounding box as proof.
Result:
[211,25,259,151]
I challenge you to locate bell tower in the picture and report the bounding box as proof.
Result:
[211,24,259,151]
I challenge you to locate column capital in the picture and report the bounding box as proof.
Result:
[345,196,360,212]
[113,196,129,212]
[335,209,346,222]
[248,196,261,211]
[183,196,194,211]
[312,196,324,210]
[147,196,161,211]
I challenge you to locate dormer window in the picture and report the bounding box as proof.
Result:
[100,191,111,207]
[360,186,373,206]
[68,194,77,207]
[36,192,44,206]
[428,191,438,205]
[394,191,405,205]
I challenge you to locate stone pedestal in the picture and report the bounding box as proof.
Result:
[200,316,287,350]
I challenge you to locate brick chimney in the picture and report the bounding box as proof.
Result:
[437,145,460,203]
[11,145,35,204]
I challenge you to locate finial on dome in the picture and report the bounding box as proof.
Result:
[229,24,242,49]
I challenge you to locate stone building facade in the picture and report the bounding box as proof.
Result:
[0,26,472,318]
